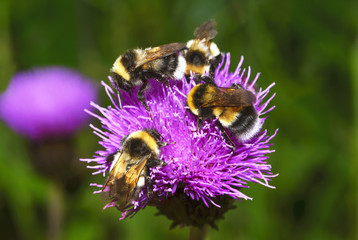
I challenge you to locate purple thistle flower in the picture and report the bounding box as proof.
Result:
[83,54,277,225]
[0,67,97,140]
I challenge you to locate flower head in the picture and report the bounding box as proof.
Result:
[0,67,97,140]
[84,54,277,226]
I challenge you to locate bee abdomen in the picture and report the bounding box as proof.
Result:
[226,105,261,142]
[149,53,186,80]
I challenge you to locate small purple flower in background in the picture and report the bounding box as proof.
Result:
[0,67,97,140]
[83,54,277,228]
[0,66,97,182]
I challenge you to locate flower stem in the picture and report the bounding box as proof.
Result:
[47,182,64,240]
[189,225,208,240]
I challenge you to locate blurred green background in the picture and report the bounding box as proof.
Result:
[0,0,357,239]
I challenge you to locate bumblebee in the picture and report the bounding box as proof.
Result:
[111,42,187,115]
[102,129,170,210]
[187,83,261,150]
[183,20,223,82]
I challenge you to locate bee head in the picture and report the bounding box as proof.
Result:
[110,71,133,91]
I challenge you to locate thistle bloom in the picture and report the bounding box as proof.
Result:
[84,54,277,227]
[0,67,97,140]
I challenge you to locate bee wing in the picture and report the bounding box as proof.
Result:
[117,154,151,209]
[102,153,151,211]
[125,154,151,189]
[193,19,218,41]
[101,151,127,204]
[135,42,187,68]
[103,151,127,190]
[201,87,256,108]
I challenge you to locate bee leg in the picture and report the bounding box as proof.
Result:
[145,158,166,197]
[193,74,202,84]
[137,81,152,119]
[153,73,170,85]
[127,89,136,103]
[157,141,167,147]
[197,118,203,130]
[184,108,190,118]
[153,131,175,147]
[189,73,204,84]
[231,83,243,89]
[191,118,203,133]
[157,141,176,148]
[159,75,170,85]
[209,53,223,75]
[193,74,215,85]
[143,71,169,85]
[146,176,153,196]
[185,74,191,83]
[217,124,236,152]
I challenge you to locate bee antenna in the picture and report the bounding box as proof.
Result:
[217,123,236,152]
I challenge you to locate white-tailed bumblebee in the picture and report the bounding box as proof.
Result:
[187,83,261,150]
[102,129,170,210]
[183,20,223,82]
[110,43,187,115]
